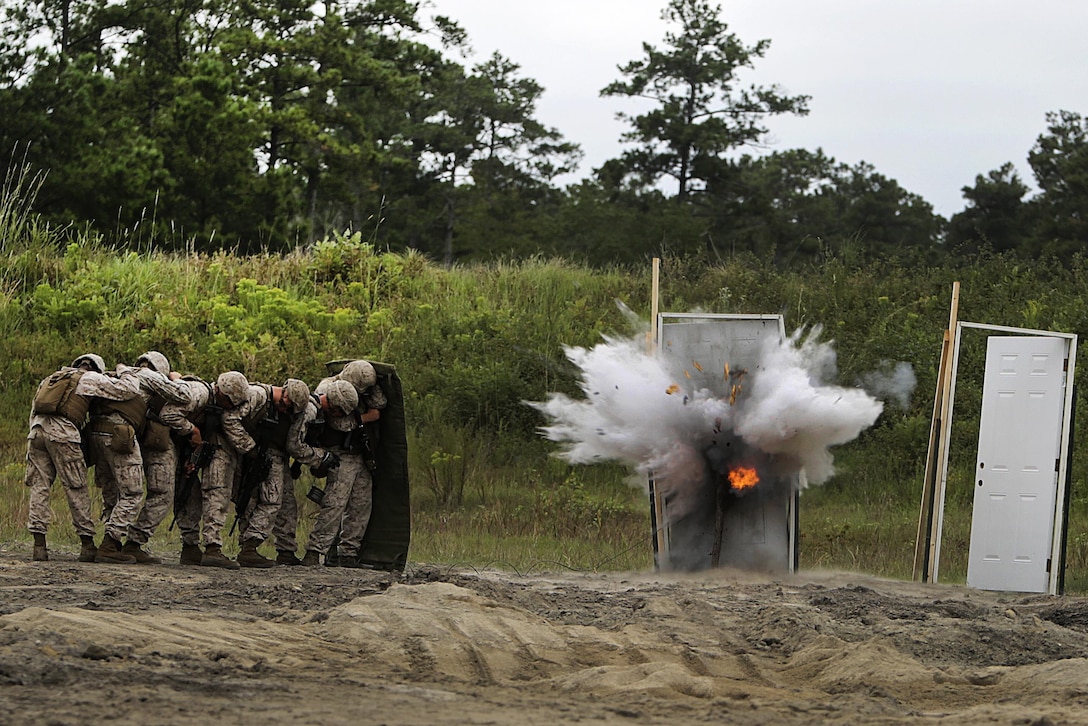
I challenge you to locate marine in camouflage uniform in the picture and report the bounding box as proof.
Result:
[88,355,191,564]
[25,354,141,562]
[274,381,346,565]
[122,352,192,563]
[231,378,310,568]
[303,360,386,567]
[159,371,249,568]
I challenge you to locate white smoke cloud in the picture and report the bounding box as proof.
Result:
[530,326,884,490]
[732,327,886,483]
[858,361,917,410]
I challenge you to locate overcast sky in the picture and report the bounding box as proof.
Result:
[426,0,1088,218]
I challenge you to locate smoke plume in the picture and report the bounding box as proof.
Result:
[858,361,917,411]
[530,326,885,500]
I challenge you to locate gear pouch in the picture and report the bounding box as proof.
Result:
[109,423,136,454]
[142,420,172,452]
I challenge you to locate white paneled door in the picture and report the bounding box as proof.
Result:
[967,336,1067,592]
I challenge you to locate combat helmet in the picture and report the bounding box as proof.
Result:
[134,350,170,376]
[215,371,250,407]
[283,378,310,415]
[325,379,359,414]
[338,360,376,390]
[71,354,106,373]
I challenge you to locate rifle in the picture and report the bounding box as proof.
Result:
[170,400,223,529]
[344,410,377,471]
[230,419,275,535]
[171,441,215,529]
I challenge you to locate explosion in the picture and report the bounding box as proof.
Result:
[529,324,900,569]
[728,466,759,492]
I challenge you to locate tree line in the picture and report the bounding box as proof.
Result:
[1,0,1086,267]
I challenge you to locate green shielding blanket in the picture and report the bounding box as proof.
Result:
[326,359,410,571]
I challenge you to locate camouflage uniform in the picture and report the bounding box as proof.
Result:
[305,364,386,565]
[88,363,189,561]
[334,362,387,564]
[159,371,248,567]
[276,384,337,561]
[25,355,141,561]
[95,364,190,526]
[232,381,308,567]
[271,477,302,557]
[124,353,191,558]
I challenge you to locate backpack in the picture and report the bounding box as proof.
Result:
[31,369,85,417]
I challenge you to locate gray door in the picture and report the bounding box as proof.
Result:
[655,315,795,573]
[967,336,1067,592]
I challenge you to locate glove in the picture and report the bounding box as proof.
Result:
[290,460,303,480]
[245,450,273,480]
[321,451,341,470]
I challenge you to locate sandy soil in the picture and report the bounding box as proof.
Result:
[2,544,1088,725]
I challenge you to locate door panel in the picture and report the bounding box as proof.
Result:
[967,336,1066,592]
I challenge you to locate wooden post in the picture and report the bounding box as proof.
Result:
[912,282,960,580]
[647,257,660,353]
[927,284,962,582]
[647,258,666,566]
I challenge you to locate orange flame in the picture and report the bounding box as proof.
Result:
[728,466,759,491]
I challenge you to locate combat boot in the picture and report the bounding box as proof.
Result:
[32,532,48,562]
[335,553,361,568]
[237,539,275,569]
[121,540,162,565]
[78,535,97,562]
[276,550,302,566]
[300,549,321,566]
[179,543,203,566]
[95,536,137,564]
[200,544,240,569]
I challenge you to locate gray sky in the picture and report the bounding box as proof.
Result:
[426,0,1088,218]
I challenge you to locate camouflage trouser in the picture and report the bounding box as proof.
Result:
[272,479,302,553]
[25,429,96,538]
[175,477,202,547]
[89,430,144,543]
[127,444,177,545]
[238,448,287,544]
[176,444,236,548]
[306,452,373,557]
[97,465,118,522]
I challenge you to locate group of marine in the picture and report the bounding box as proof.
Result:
[25,352,385,569]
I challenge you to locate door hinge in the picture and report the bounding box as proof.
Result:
[1046,558,1052,573]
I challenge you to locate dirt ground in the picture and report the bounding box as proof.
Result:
[2,543,1088,725]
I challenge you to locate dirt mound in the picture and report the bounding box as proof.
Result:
[2,550,1087,724]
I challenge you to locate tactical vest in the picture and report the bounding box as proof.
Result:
[309,402,364,452]
[31,369,90,425]
[304,393,328,446]
[248,386,292,450]
[142,394,172,452]
[255,413,292,451]
[147,393,166,420]
[184,376,224,435]
[92,395,148,434]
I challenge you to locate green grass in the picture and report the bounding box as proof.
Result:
[7,454,1087,594]
[799,487,973,583]
[5,191,1088,592]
